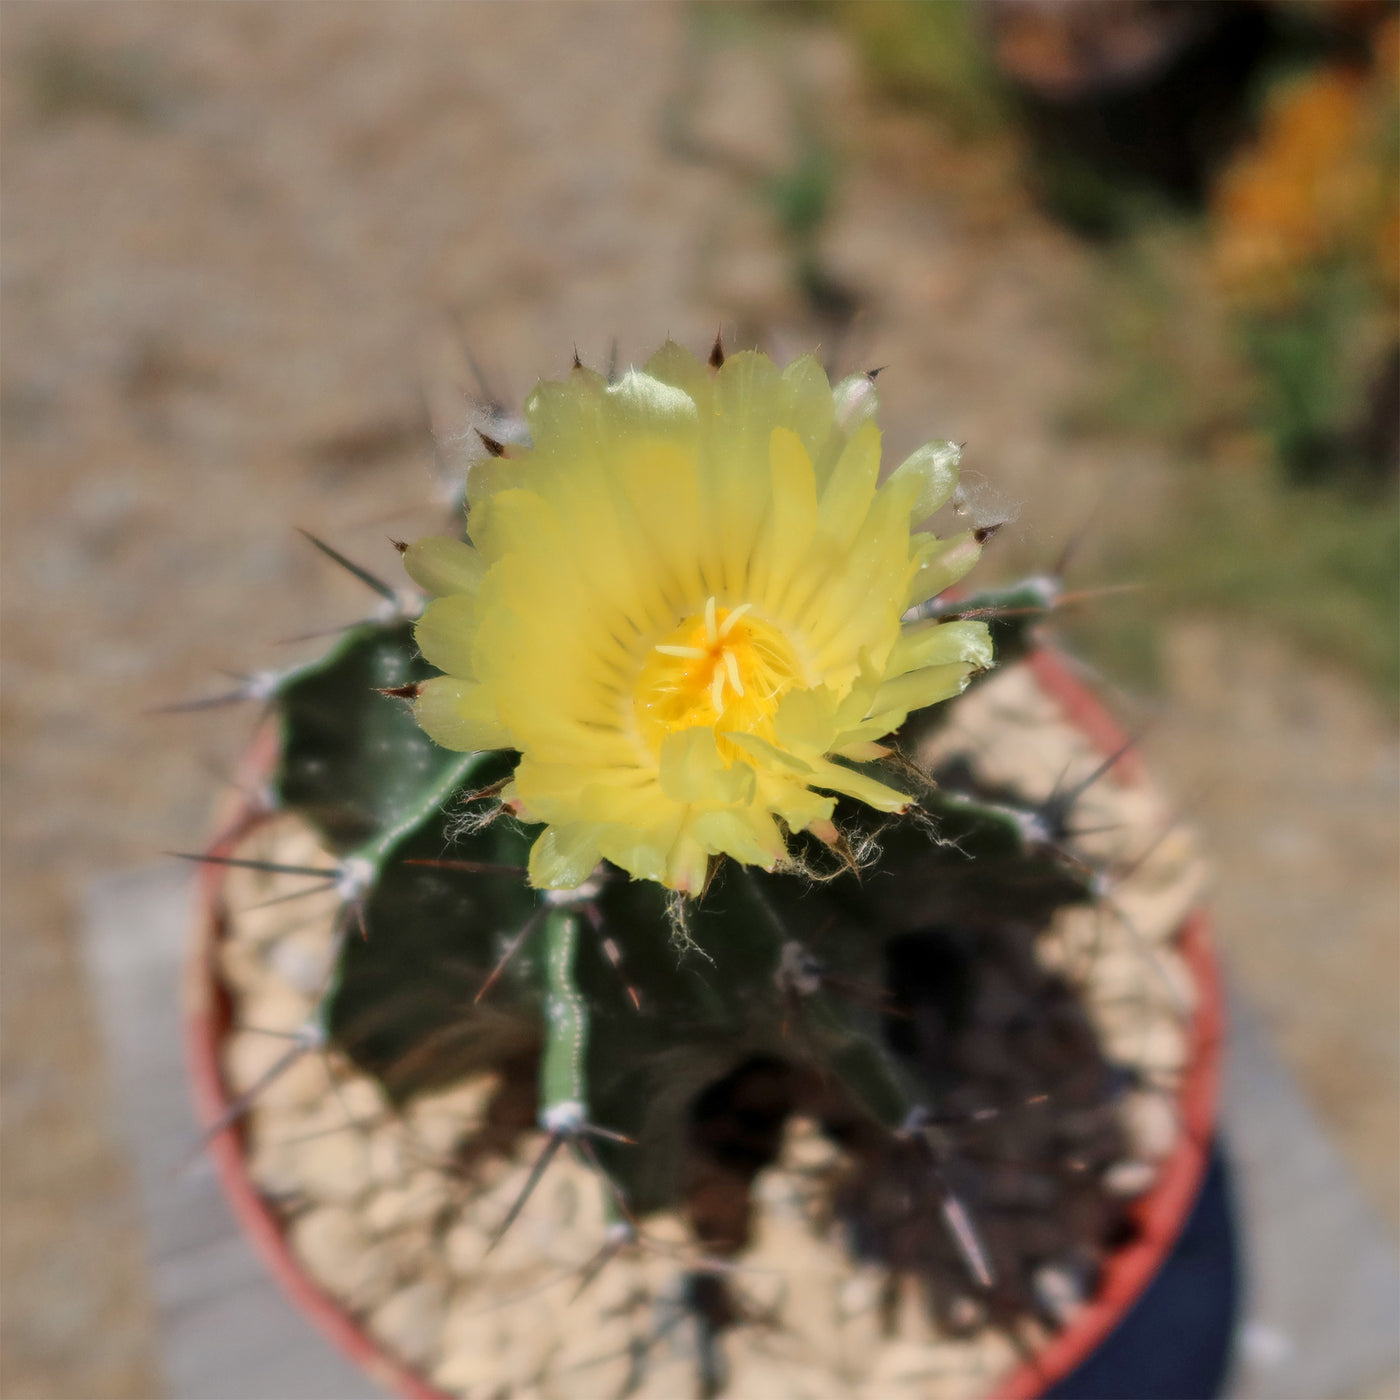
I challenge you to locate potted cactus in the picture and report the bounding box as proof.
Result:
[186,339,1223,1399]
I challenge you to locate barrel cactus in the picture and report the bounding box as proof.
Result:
[194,337,1185,1394]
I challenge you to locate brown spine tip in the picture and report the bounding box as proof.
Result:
[389,537,408,554]
[866,366,886,380]
[376,682,422,700]
[708,329,725,369]
[476,429,506,458]
[571,345,584,370]
[974,523,1003,545]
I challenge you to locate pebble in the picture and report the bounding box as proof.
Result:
[267,924,338,996]
[837,1266,883,1320]
[221,1027,327,1112]
[366,1123,409,1186]
[1095,1006,1188,1082]
[217,937,274,999]
[1071,786,1164,863]
[364,1169,451,1234]
[232,887,340,951]
[732,1266,786,1319]
[440,1288,559,1393]
[1032,1261,1087,1326]
[835,1289,885,1365]
[443,1219,493,1278]
[368,1277,449,1370]
[773,1277,842,1364]
[627,1313,706,1400]
[780,1118,843,1173]
[244,1124,305,1201]
[753,1167,807,1219]
[546,1311,638,1400]
[723,1334,850,1400]
[550,1167,609,1238]
[226,976,317,1037]
[288,1119,374,1206]
[945,1294,988,1334]
[290,1206,397,1311]
[892,1274,938,1347]
[1103,1159,1158,1197]
[432,1296,508,1395]
[1120,1089,1181,1162]
[221,820,340,941]
[377,1221,440,1282]
[1133,824,1208,892]
[574,1248,647,1317]
[638,1212,690,1249]
[407,1076,496,1158]
[866,1339,942,1386]
[331,1072,387,1122]
[633,1236,693,1299]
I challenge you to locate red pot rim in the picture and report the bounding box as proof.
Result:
[184,648,1223,1400]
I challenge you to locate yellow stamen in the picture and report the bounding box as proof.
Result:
[718,602,753,638]
[632,602,807,757]
[723,649,744,697]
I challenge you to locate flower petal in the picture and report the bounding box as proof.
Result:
[870,661,976,718]
[805,757,911,812]
[779,355,838,481]
[606,369,699,437]
[886,619,993,679]
[415,594,478,678]
[414,676,511,752]
[832,372,879,432]
[600,825,676,886]
[659,727,756,805]
[403,536,488,597]
[529,824,604,889]
[833,740,892,762]
[690,808,785,868]
[906,530,983,608]
[753,427,818,609]
[772,686,839,756]
[816,420,881,551]
[888,440,961,523]
[644,340,714,405]
[727,731,815,775]
[765,780,836,834]
[663,832,710,895]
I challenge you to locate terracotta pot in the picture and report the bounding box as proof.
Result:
[185,648,1226,1400]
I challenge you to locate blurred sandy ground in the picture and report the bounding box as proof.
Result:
[0,4,1394,1397]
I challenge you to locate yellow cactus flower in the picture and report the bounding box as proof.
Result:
[404,343,990,892]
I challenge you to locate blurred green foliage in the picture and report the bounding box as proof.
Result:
[1238,266,1386,484]
[1067,462,1399,701]
[829,0,1007,136]
[1064,224,1397,699]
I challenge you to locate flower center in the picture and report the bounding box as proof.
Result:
[633,597,805,755]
